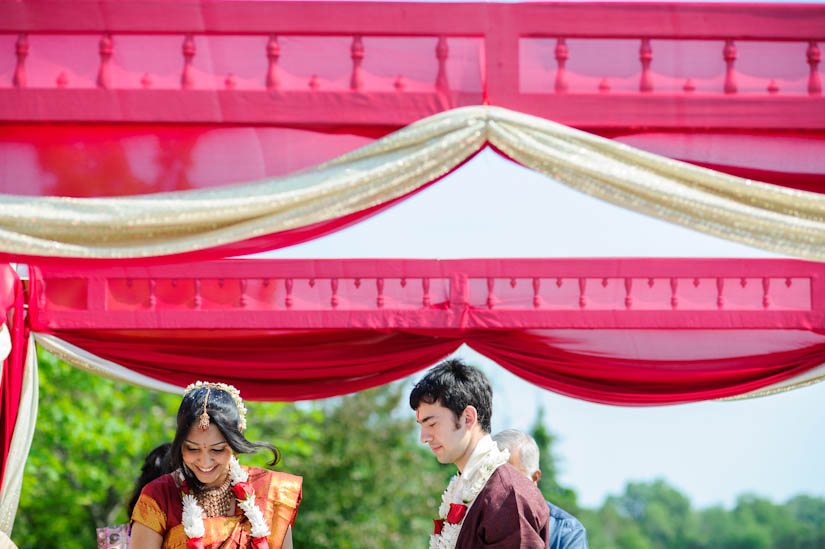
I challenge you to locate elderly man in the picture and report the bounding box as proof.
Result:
[493,429,588,549]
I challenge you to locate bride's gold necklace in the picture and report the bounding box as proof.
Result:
[197,474,233,517]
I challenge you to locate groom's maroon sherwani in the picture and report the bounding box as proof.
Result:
[455,463,550,548]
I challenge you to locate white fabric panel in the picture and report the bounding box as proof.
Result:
[0,325,9,365]
[0,338,37,536]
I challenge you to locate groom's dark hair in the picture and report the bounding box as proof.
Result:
[409,359,493,433]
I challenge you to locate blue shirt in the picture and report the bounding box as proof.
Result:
[546,500,588,549]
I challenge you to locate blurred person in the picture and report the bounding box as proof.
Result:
[410,359,549,548]
[493,429,588,549]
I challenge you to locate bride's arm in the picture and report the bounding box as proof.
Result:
[129,522,163,549]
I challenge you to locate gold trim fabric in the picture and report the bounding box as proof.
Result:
[2,106,825,261]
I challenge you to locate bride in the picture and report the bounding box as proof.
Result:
[129,382,302,549]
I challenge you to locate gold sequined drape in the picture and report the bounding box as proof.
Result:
[2,106,824,260]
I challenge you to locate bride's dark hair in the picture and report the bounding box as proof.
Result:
[168,386,280,496]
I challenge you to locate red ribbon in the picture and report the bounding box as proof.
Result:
[446,503,468,525]
[251,537,270,549]
[433,519,445,535]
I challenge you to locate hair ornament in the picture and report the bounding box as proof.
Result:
[183,381,248,431]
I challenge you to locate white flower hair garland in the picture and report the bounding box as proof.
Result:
[181,456,271,548]
[183,380,249,431]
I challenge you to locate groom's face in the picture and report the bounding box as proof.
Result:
[416,400,471,466]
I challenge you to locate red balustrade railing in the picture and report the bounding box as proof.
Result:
[28,258,825,330]
[0,1,823,130]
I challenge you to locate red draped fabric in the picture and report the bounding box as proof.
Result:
[0,265,27,494]
[34,328,825,405]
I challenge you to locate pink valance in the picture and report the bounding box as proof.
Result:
[26,258,825,405]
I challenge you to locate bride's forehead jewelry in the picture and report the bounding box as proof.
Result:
[184,381,248,431]
[199,388,211,430]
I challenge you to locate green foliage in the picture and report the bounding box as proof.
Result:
[13,348,180,548]
[530,407,579,514]
[287,385,452,548]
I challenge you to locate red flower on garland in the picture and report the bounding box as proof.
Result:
[186,537,205,549]
[433,519,445,535]
[251,537,270,549]
[446,503,468,525]
[231,481,254,501]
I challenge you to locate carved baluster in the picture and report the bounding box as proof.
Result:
[194,279,202,310]
[239,279,248,307]
[308,75,320,90]
[394,75,405,91]
[716,278,725,309]
[149,279,157,310]
[683,78,695,93]
[285,278,294,309]
[533,278,542,309]
[351,35,364,91]
[182,34,195,89]
[578,278,587,309]
[762,278,771,309]
[266,35,280,90]
[670,278,679,310]
[13,34,28,88]
[767,79,779,94]
[97,34,113,89]
[376,278,385,308]
[785,278,793,288]
[308,278,315,288]
[435,35,449,92]
[625,278,633,310]
[723,39,737,94]
[554,38,568,93]
[330,279,339,309]
[225,74,237,89]
[400,278,407,288]
[808,41,822,96]
[141,73,153,89]
[422,278,431,307]
[639,38,653,92]
[354,278,361,289]
[56,72,68,88]
[486,278,496,310]
[740,278,748,288]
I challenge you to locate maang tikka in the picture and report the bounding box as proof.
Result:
[199,387,211,430]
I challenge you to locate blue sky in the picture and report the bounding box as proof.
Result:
[260,148,825,509]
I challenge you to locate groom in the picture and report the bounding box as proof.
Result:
[411,359,549,548]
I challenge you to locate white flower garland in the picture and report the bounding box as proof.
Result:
[430,436,510,549]
[181,456,271,542]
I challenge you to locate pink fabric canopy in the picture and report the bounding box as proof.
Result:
[26,258,825,405]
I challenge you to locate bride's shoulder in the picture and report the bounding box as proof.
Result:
[245,466,302,487]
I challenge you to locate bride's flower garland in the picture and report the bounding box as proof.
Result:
[430,436,510,549]
[181,456,271,549]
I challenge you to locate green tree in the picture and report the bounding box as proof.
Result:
[289,384,452,548]
[530,407,579,514]
[13,348,180,547]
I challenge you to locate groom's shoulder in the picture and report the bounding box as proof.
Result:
[481,463,548,509]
